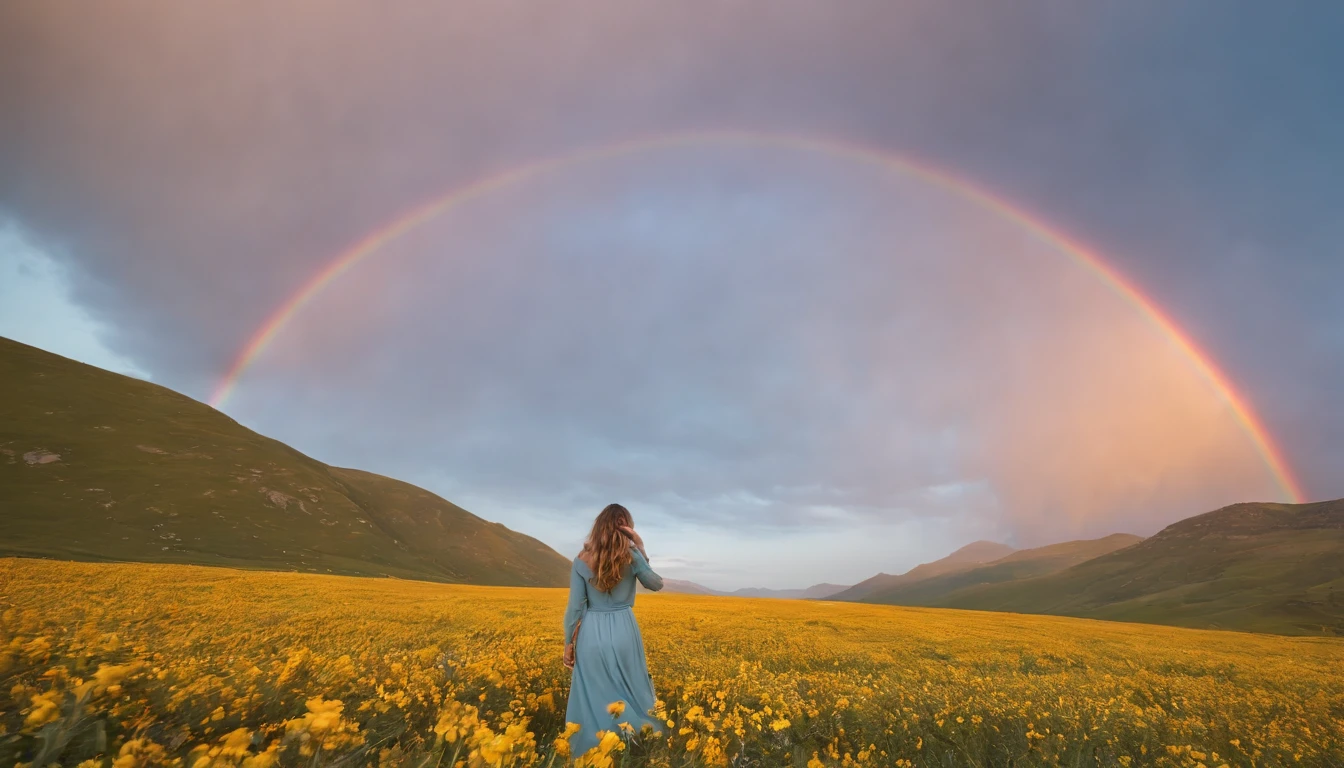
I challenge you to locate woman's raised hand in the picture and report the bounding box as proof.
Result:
[619,525,646,556]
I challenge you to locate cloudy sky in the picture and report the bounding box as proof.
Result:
[2,2,1341,590]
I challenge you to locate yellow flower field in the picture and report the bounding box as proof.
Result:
[1,558,1341,767]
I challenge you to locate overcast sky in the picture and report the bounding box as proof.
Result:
[2,2,1341,590]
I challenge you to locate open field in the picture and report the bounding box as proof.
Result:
[2,558,1342,767]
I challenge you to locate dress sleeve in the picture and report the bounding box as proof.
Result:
[631,548,664,592]
[563,561,587,644]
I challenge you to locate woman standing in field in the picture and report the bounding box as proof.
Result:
[562,503,664,756]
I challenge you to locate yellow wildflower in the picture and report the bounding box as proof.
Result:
[24,691,62,728]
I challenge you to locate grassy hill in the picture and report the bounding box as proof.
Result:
[856,533,1142,606]
[0,336,570,586]
[944,500,1344,635]
[828,540,1016,602]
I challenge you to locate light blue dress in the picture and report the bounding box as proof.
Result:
[563,547,664,757]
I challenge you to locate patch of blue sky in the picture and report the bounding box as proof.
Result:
[0,222,149,380]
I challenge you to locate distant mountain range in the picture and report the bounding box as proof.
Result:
[832,503,1343,636]
[0,337,570,586]
[731,583,852,599]
[929,500,1344,635]
[645,579,851,599]
[837,534,1143,606]
[829,540,1017,602]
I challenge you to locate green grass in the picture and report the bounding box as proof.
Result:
[0,336,570,586]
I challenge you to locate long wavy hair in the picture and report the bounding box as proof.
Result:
[582,503,634,592]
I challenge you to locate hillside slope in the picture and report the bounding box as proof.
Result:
[829,540,1016,601]
[947,501,1344,635]
[859,533,1142,606]
[0,336,569,586]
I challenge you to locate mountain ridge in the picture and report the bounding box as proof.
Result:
[0,336,570,587]
[936,499,1344,635]
[641,579,850,599]
[854,533,1143,606]
[829,540,1017,602]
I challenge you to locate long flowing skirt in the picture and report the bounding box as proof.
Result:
[565,606,659,757]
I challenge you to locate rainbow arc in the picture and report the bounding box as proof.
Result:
[207,131,1306,503]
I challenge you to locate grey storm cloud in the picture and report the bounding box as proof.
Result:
[2,2,1341,583]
